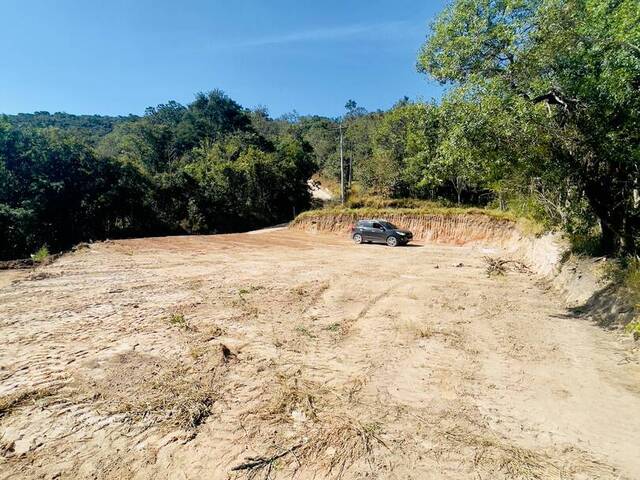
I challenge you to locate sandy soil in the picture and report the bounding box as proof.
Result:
[1,229,639,479]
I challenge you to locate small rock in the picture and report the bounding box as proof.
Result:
[220,344,236,363]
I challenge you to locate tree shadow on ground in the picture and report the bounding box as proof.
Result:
[552,283,635,330]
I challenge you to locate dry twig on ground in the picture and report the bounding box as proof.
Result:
[231,443,303,478]
[483,256,530,276]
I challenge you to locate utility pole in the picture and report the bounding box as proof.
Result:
[339,122,345,204]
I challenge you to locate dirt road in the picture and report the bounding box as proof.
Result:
[1,229,639,479]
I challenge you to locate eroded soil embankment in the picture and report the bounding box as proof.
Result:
[291,211,636,326]
[291,212,519,245]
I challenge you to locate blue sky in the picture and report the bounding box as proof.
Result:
[0,0,447,118]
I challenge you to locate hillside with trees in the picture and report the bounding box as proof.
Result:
[1,0,638,260]
[4,112,137,145]
[0,91,316,260]
[299,0,639,257]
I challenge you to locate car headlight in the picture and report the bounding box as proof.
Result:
[397,232,405,236]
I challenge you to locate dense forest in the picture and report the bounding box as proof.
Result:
[0,93,316,260]
[4,112,138,147]
[1,0,638,259]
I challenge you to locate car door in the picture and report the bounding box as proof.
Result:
[359,221,373,241]
[371,222,386,243]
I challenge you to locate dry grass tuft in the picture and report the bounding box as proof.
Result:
[298,417,387,477]
[236,371,386,478]
[234,415,387,479]
[0,387,56,417]
[77,352,220,429]
[439,426,614,479]
[396,320,435,339]
[258,372,327,425]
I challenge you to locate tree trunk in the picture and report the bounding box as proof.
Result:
[582,178,630,257]
[620,215,637,256]
[453,176,463,205]
[599,219,618,256]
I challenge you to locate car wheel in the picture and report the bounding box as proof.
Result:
[353,233,363,244]
[386,236,398,247]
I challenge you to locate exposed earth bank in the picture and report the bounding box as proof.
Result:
[1,226,639,479]
[292,211,636,326]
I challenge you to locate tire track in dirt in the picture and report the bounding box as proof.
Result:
[1,230,639,479]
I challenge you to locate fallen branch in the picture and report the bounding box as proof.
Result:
[482,256,531,276]
[231,443,303,474]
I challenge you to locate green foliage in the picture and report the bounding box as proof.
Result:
[0,121,156,259]
[344,193,451,210]
[168,313,187,329]
[2,111,136,145]
[625,320,640,340]
[293,205,519,223]
[417,0,640,255]
[179,134,315,233]
[288,115,341,175]
[0,90,316,260]
[603,258,640,309]
[364,102,439,197]
[31,245,49,263]
[294,325,316,338]
[600,257,640,337]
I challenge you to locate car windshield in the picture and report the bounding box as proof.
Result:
[380,221,398,229]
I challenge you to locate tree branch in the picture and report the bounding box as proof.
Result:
[531,89,577,112]
[231,443,303,473]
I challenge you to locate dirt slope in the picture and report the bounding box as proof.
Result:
[1,230,639,479]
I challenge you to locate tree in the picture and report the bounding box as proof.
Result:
[0,89,319,260]
[288,116,340,177]
[174,90,253,155]
[364,102,439,197]
[344,100,367,119]
[418,0,640,255]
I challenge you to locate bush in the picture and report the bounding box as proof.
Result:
[31,245,49,263]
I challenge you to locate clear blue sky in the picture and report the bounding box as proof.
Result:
[0,0,447,118]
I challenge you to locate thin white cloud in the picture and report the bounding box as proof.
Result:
[214,21,415,49]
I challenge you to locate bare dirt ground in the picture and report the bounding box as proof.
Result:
[1,229,639,479]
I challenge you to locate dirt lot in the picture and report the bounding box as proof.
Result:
[1,229,639,479]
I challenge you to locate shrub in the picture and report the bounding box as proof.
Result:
[31,245,49,263]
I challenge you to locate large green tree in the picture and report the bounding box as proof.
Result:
[419,0,640,254]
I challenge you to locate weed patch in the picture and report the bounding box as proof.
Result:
[30,245,49,263]
[77,352,220,429]
[238,371,387,478]
[168,313,189,329]
[295,325,316,338]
